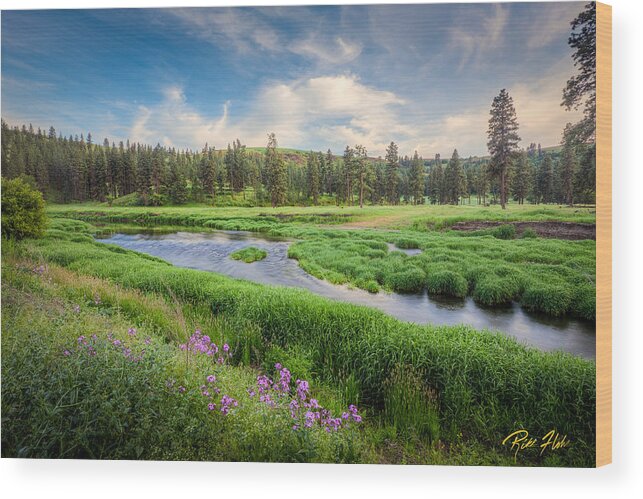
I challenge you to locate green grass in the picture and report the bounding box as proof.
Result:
[44,209,596,320]
[46,202,595,231]
[287,230,595,319]
[2,220,596,466]
[1,256,364,462]
[230,246,268,263]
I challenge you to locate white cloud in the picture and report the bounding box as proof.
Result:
[129,61,583,158]
[169,8,362,66]
[290,36,362,64]
[130,75,409,155]
[169,8,281,53]
[129,86,229,148]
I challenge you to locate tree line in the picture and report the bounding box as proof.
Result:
[0,118,595,207]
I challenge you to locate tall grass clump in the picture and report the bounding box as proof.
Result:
[521,282,573,316]
[230,246,267,263]
[383,365,440,443]
[384,267,426,293]
[426,270,468,298]
[473,274,521,306]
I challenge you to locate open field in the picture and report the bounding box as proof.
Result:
[1,218,596,465]
[47,202,596,231]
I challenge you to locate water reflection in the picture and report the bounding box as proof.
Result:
[98,230,596,359]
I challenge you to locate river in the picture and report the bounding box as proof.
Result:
[98,230,596,359]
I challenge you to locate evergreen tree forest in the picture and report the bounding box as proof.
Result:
[0,119,596,207]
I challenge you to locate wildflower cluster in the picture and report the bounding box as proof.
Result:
[249,363,362,433]
[179,330,232,365]
[32,264,48,276]
[64,329,147,364]
[168,338,238,417]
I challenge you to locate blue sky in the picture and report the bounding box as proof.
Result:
[1,3,585,157]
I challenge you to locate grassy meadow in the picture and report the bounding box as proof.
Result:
[2,206,597,465]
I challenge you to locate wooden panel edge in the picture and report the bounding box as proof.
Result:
[595,1,612,468]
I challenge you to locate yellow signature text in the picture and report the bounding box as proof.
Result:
[502,429,570,459]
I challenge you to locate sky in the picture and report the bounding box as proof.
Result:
[1,2,585,157]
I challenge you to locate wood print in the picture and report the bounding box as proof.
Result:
[0,1,611,467]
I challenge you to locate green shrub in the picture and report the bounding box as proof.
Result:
[521,228,538,238]
[492,224,516,239]
[1,177,47,240]
[426,270,468,298]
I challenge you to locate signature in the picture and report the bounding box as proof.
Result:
[502,429,571,459]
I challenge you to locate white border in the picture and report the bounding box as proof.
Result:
[1,0,641,497]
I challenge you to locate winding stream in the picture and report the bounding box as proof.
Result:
[98,230,596,359]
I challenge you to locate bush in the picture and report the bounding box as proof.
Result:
[521,228,538,239]
[426,270,468,298]
[492,224,516,239]
[1,177,47,240]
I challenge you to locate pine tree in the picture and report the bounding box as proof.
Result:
[487,89,521,209]
[265,133,287,207]
[561,124,578,207]
[429,154,443,205]
[325,149,334,197]
[511,151,531,204]
[342,146,355,205]
[575,144,596,203]
[444,149,465,204]
[198,144,216,203]
[306,151,320,205]
[409,150,425,204]
[354,144,369,208]
[536,153,554,204]
[475,164,489,205]
[137,146,153,204]
[385,141,400,204]
[167,156,188,204]
[562,1,596,143]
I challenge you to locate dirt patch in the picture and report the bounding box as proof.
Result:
[449,221,596,240]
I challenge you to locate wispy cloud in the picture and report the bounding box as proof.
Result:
[169,8,282,53]
[526,3,580,49]
[449,4,509,71]
[289,36,362,64]
[168,7,362,66]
